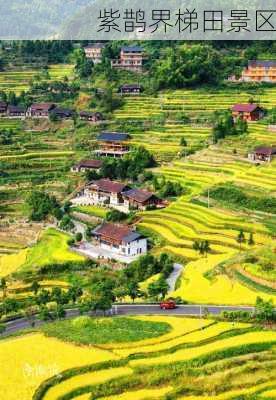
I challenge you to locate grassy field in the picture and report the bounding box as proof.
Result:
[0,64,74,93]
[1,315,274,400]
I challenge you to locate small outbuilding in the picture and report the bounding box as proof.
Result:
[232,104,264,121]
[7,105,25,118]
[248,146,276,162]
[79,111,103,122]
[71,159,103,173]
[119,84,143,95]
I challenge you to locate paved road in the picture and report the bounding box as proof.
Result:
[166,263,183,292]
[2,304,255,336]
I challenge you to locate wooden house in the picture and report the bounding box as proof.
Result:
[26,103,56,118]
[92,222,147,257]
[84,43,105,64]
[241,60,276,83]
[71,159,103,173]
[96,132,130,157]
[79,111,103,122]
[50,107,74,119]
[119,84,143,95]
[71,178,129,206]
[248,146,276,162]
[0,102,7,115]
[111,46,144,72]
[232,104,264,121]
[7,105,25,118]
[122,188,163,210]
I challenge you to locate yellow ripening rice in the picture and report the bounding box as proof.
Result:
[130,331,276,367]
[0,249,28,277]
[172,253,276,305]
[0,333,117,400]
[44,367,133,400]
[116,321,249,357]
[261,387,276,398]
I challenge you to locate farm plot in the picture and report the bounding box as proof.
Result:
[0,64,74,93]
[2,315,273,400]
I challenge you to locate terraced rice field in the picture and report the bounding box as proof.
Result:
[0,64,74,93]
[1,316,274,400]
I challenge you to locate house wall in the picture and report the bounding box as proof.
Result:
[99,238,147,256]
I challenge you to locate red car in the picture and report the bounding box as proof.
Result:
[160,300,176,310]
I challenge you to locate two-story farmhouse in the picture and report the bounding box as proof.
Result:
[95,132,130,157]
[71,159,103,173]
[111,46,145,72]
[232,104,264,122]
[241,60,276,83]
[26,103,56,118]
[84,43,105,63]
[71,178,129,206]
[122,188,163,210]
[248,146,276,163]
[92,222,147,257]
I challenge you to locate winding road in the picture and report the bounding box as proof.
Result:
[2,304,255,336]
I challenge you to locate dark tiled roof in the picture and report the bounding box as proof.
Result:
[122,188,156,203]
[249,60,276,68]
[120,84,142,90]
[254,146,276,156]
[51,107,73,117]
[89,178,127,193]
[0,101,7,110]
[29,103,56,112]
[98,132,129,142]
[76,159,103,169]
[232,104,259,113]
[85,43,105,49]
[7,105,25,113]
[93,222,141,242]
[121,46,143,53]
[79,111,103,118]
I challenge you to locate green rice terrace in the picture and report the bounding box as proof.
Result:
[0,64,74,93]
[0,85,275,305]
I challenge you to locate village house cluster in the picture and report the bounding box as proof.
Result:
[71,178,164,212]
[0,101,104,122]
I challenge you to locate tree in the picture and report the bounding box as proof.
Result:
[148,277,169,300]
[75,232,83,242]
[51,287,62,304]
[38,305,52,321]
[255,297,275,322]
[180,137,187,146]
[36,289,51,305]
[0,277,7,299]
[126,281,141,303]
[236,230,246,251]
[67,286,83,303]
[0,323,5,334]
[248,232,255,246]
[24,305,37,327]
[26,191,61,221]
[54,304,66,319]
[203,240,211,257]
[30,281,40,295]
[59,215,74,231]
